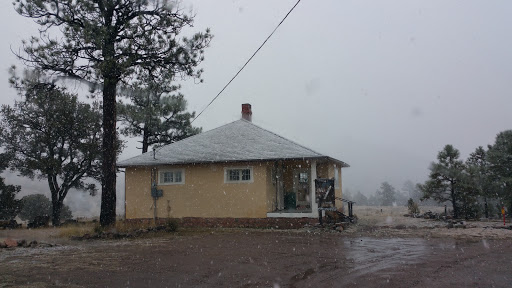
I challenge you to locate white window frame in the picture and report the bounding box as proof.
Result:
[158,169,185,185]
[224,167,254,183]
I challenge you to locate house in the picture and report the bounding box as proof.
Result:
[118,104,349,225]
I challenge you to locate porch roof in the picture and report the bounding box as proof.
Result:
[117,119,349,168]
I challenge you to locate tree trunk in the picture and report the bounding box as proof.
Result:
[100,76,118,227]
[451,198,458,219]
[52,201,61,227]
[484,197,489,218]
[142,126,149,154]
[48,177,61,226]
[450,184,459,219]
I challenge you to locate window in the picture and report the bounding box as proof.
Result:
[159,169,184,185]
[242,169,251,181]
[298,172,309,183]
[225,167,253,183]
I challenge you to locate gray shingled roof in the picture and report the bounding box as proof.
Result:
[117,119,349,167]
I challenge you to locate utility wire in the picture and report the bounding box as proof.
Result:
[191,0,302,123]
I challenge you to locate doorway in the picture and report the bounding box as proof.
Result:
[293,168,311,209]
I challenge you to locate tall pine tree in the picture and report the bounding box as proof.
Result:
[419,145,465,218]
[465,146,495,218]
[13,0,212,226]
[118,82,201,153]
[376,182,397,206]
[487,130,512,218]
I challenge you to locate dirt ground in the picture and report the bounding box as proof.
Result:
[346,206,512,240]
[1,206,511,288]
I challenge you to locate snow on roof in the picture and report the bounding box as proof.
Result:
[117,119,349,167]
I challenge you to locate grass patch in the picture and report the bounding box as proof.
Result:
[112,220,178,233]
[58,222,96,238]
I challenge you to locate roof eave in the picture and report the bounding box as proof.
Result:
[326,156,350,168]
[117,156,349,168]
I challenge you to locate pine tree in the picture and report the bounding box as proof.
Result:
[487,130,512,218]
[402,180,423,203]
[118,84,201,153]
[376,182,397,206]
[419,145,465,218]
[352,191,368,206]
[465,146,495,218]
[458,169,482,219]
[12,0,212,226]
[1,70,102,226]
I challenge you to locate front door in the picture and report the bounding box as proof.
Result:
[293,169,311,209]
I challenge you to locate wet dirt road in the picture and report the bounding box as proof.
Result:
[1,230,511,288]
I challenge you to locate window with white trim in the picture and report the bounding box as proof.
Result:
[159,169,185,185]
[299,172,308,183]
[225,167,253,183]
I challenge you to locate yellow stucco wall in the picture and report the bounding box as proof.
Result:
[332,164,343,202]
[124,159,345,218]
[316,163,329,179]
[125,166,153,219]
[125,162,270,219]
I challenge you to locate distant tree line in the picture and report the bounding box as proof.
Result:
[343,130,512,220]
[343,180,429,207]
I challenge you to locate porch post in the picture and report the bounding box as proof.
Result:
[276,161,284,210]
[310,160,319,217]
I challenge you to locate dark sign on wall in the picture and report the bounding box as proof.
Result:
[314,178,335,206]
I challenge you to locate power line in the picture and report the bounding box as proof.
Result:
[192,0,302,123]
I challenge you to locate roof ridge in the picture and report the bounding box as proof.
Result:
[239,119,323,156]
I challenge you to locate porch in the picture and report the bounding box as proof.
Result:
[266,159,342,218]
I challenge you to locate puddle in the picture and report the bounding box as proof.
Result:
[344,237,427,275]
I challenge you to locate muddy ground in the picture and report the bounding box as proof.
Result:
[1,206,511,288]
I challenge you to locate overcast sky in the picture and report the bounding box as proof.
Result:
[1,0,511,216]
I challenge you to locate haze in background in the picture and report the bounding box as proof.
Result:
[1,0,511,216]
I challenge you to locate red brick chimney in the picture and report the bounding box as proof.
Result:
[241,103,252,122]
